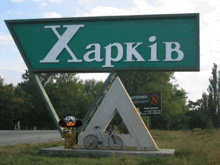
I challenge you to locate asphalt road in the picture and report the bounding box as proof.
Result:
[0,130,61,146]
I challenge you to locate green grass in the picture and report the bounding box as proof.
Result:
[0,130,220,164]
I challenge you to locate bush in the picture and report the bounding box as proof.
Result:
[187,110,214,129]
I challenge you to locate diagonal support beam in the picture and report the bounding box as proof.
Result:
[31,72,62,135]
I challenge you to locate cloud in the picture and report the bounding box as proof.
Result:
[0,69,24,86]
[0,34,14,45]
[1,61,26,74]
[43,12,62,18]
[78,73,109,81]
[0,48,27,75]
[11,0,23,2]
[48,0,63,3]
[80,0,196,17]
[32,0,63,5]
[41,2,47,6]
[30,0,47,7]
[81,6,131,16]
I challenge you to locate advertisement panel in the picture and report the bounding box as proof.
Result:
[130,93,162,116]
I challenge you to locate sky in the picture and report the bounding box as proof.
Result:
[0,0,220,102]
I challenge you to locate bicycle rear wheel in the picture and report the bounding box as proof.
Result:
[84,134,98,149]
[108,135,123,150]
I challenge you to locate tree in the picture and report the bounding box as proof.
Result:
[0,77,22,129]
[187,110,213,129]
[83,79,103,99]
[187,98,214,129]
[201,93,208,113]
[207,64,220,128]
[187,63,220,129]
[48,73,89,119]
[17,70,55,129]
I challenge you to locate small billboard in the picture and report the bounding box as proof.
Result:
[130,93,162,116]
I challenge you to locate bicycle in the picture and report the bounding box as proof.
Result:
[83,126,123,150]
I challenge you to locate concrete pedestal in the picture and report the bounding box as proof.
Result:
[40,146,175,157]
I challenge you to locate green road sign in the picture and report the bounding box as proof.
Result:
[5,14,199,72]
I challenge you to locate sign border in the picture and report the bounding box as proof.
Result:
[5,13,200,73]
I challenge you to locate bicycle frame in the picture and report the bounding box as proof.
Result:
[95,127,111,144]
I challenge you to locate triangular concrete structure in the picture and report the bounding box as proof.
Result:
[78,77,159,151]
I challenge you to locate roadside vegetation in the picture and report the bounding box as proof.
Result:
[0,129,219,165]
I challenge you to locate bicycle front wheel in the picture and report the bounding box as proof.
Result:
[84,134,98,149]
[108,135,123,150]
